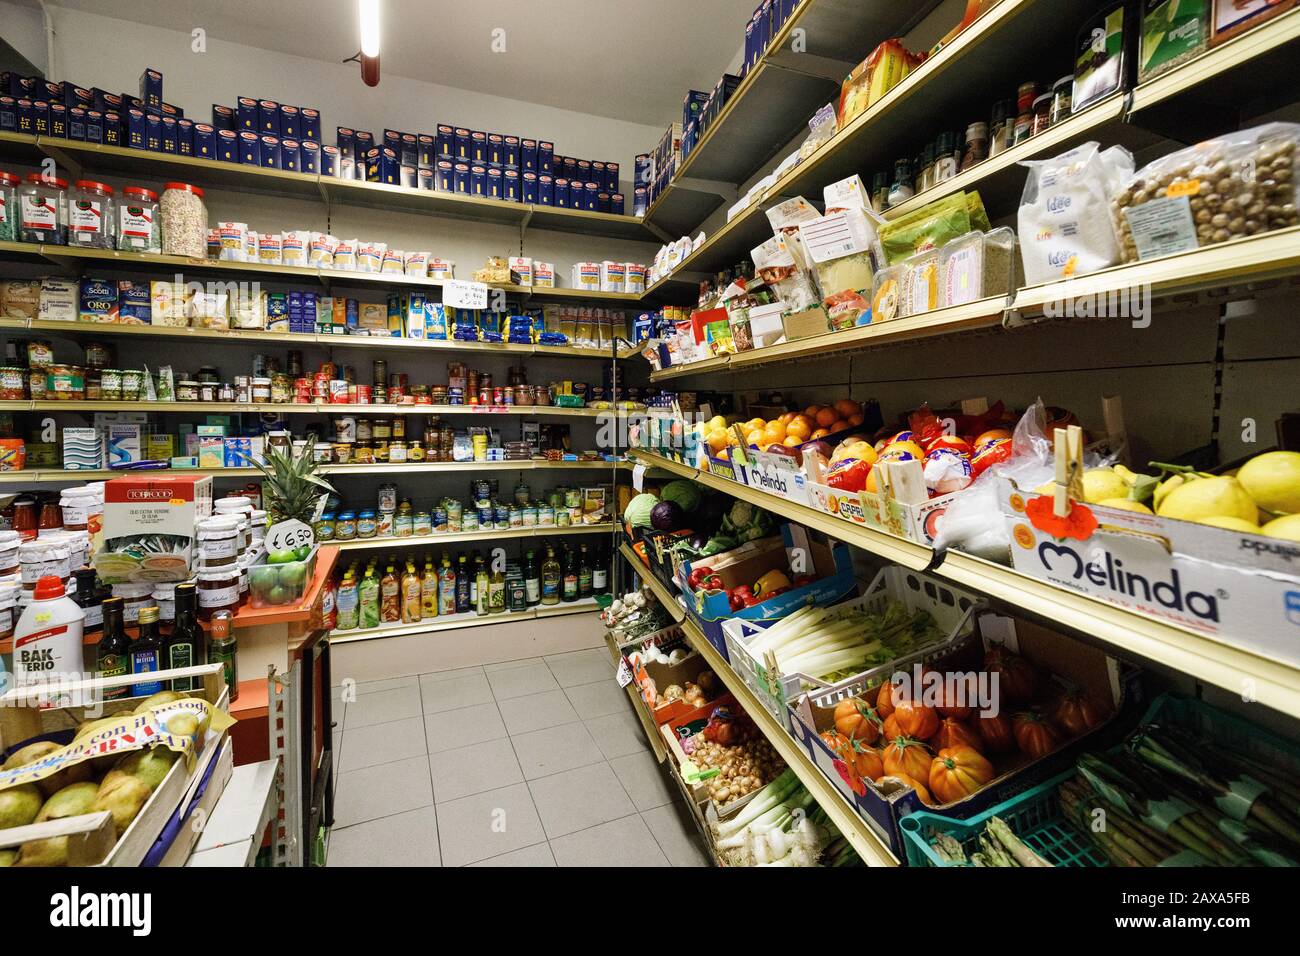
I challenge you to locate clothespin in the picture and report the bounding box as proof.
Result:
[1053,425,1084,517]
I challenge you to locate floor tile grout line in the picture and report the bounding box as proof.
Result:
[415,678,445,867]
[330,798,437,833]
[456,836,553,867]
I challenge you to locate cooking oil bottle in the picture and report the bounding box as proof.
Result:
[336,570,359,630]
[358,567,380,629]
[401,562,421,623]
[380,565,400,623]
[421,559,439,619]
[438,554,456,616]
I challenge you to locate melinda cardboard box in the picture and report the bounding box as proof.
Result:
[733,447,812,507]
[93,475,213,584]
[1000,478,1300,667]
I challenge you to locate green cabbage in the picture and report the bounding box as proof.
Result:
[623,492,660,528]
[660,480,702,514]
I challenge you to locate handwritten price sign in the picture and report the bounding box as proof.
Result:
[443,279,489,310]
[265,519,314,555]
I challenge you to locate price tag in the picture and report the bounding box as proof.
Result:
[443,279,489,310]
[616,656,634,688]
[265,518,315,555]
[632,463,646,492]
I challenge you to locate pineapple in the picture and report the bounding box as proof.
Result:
[243,443,337,527]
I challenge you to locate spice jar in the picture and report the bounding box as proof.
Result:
[117,186,161,252]
[932,131,959,183]
[0,366,24,400]
[1012,107,1033,146]
[46,364,85,399]
[1016,80,1040,115]
[0,171,17,242]
[120,368,143,401]
[989,100,1014,157]
[1031,93,1053,136]
[1050,75,1073,125]
[68,180,116,248]
[176,379,200,401]
[961,122,988,172]
[197,568,240,621]
[315,511,336,541]
[251,377,272,402]
[160,181,207,257]
[19,174,68,244]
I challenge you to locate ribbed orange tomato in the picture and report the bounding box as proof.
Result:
[893,700,940,740]
[881,713,902,742]
[834,697,882,745]
[929,746,995,803]
[848,739,884,782]
[882,736,934,783]
[876,678,900,720]
[819,729,853,762]
[934,717,982,751]
[1053,689,1108,736]
[884,772,933,805]
[1013,711,1061,760]
[977,710,1016,753]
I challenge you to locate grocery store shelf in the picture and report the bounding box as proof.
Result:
[329,598,602,644]
[332,523,615,552]
[0,460,623,483]
[629,450,1300,719]
[643,0,942,236]
[23,399,616,417]
[619,542,685,622]
[603,629,670,763]
[649,353,734,381]
[188,757,278,868]
[3,134,657,243]
[0,467,259,483]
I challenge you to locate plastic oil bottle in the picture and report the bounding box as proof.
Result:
[438,554,457,616]
[420,559,439,619]
[13,574,86,704]
[401,562,421,623]
[336,569,359,630]
[380,565,400,623]
[359,566,380,629]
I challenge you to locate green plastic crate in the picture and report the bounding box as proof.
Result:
[899,769,1109,868]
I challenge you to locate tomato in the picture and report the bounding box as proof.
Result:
[892,700,940,740]
[882,736,934,783]
[984,646,1040,705]
[934,717,982,751]
[834,697,882,746]
[819,730,853,762]
[977,710,1015,754]
[881,713,902,742]
[1053,689,1108,736]
[928,745,995,803]
[875,677,902,720]
[848,739,884,782]
[1013,711,1061,760]
[881,771,933,805]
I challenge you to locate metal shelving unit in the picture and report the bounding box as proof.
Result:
[330,598,603,645]
[331,523,615,553]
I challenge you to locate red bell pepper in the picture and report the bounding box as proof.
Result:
[686,566,715,589]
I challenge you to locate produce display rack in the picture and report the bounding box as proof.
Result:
[630,450,1300,721]
[642,1,1300,294]
[618,543,899,867]
[602,628,669,763]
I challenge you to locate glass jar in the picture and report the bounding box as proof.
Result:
[932,130,958,183]
[989,100,1014,158]
[1012,109,1033,146]
[160,181,207,257]
[376,510,394,537]
[960,122,988,172]
[19,173,68,244]
[117,186,161,252]
[251,377,272,402]
[197,568,240,621]
[111,581,153,624]
[315,511,336,541]
[886,158,913,207]
[197,515,242,570]
[1016,80,1039,115]
[357,509,377,538]
[68,180,116,248]
[0,366,24,400]
[59,485,101,530]
[1051,75,1073,126]
[1031,93,1053,136]
[84,340,113,369]
[0,530,20,575]
[152,583,178,624]
[214,496,254,552]
[335,510,357,540]
[0,582,17,641]
[0,171,18,242]
[271,372,293,403]
[120,368,143,401]
[249,509,267,549]
[176,379,200,401]
[313,442,333,463]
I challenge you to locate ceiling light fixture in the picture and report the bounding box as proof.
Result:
[359,0,381,86]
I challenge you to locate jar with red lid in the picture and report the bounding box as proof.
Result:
[117,186,161,252]
[68,180,116,248]
[0,171,18,243]
[19,173,68,244]
[160,181,207,257]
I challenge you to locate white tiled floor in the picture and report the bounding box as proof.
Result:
[326,648,711,868]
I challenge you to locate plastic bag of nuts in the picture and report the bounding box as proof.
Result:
[1112,122,1299,262]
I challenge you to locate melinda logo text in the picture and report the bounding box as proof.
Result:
[1036,541,1220,621]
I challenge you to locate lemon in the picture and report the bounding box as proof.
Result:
[1156,475,1258,524]
[1261,513,1300,542]
[1097,498,1153,514]
[1237,451,1300,515]
[1198,515,1261,533]
[1082,468,1129,504]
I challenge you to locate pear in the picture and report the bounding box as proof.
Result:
[1237,451,1300,515]
[17,782,100,866]
[133,690,185,714]
[1082,469,1130,504]
[166,713,200,739]
[0,849,15,867]
[0,784,44,830]
[113,746,179,792]
[3,740,91,798]
[2,740,60,771]
[1156,475,1258,524]
[1261,513,1300,543]
[91,774,152,836]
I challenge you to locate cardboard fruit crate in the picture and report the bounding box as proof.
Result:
[0,663,234,867]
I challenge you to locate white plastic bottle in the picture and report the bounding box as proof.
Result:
[13,574,87,706]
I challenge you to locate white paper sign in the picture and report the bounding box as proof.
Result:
[443,279,489,310]
[265,518,315,555]
[632,463,647,492]
[616,656,634,688]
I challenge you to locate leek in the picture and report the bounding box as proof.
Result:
[714,769,799,838]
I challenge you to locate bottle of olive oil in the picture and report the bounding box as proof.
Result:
[401,562,421,623]
[421,560,439,619]
[488,563,506,613]
[380,565,400,623]
[438,555,457,616]
[541,546,561,606]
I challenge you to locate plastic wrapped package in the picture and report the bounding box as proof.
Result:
[309,232,337,268]
[824,290,871,330]
[838,39,913,129]
[357,240,386,273]
[939,227,1019,307]
[726,302,754,350]
[1018,142,1134,283]
[752,235,821,313]
[878,191,990,265]
[798,103,838,161]
[799,205,884,316]
[1111,122,1299,262]
[765,196,820,271]
[902,249,942,316]
[333,238,358,271]
[230,290,267,329]
[870,265,906,322]
[188,291,229,330]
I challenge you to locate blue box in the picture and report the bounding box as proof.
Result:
[469,164,487,197]
[453,161,470,194]
[8,75,35,98]
[577,181,592,210]
[576,159,591,184]
[38,79,60,102]
[418,167,434,190]
[159,101,183,120]
[486,133,504,166]
[278,104,299,139]
[48,103,67,139]
[93,89,122,114]
[0,96,15,133]
[258,99,279,134]
[553,177,569,208]
[176,117,194,155]
[260,135,282,169]
[634,153,651,187]
[335,127,355,161]
[118,281,151,323]
[211,104,235,131]
[563,156,578,180]
[217,128,239,162]
[239,130,260,165]
[503,135,520,169]
[280,138,300,172]
[539,141,554,173]
[321,144,339,177]
[266,293,288,329]
[382,128,401,157]
[399,133,418,167]
[597,191,610,214]
[521,138,538,172]
[301,107,321,142]
[365,146,399,184]
[15,99,34,136]
[633,186,648,216]
[400,164,417,188]
[417,134,435,167]
[139,68,163,111]
[486,166,502,199]
[103,111,122,147]
[538,174,554,206]
[63,84,91,110]
[160,115,177,152]
[470,130,487,163]
[237,96,258,130]
[144,112,162,150]
[82,109,101,143]
[193,122,216,159]
[435,124,454,158]
[610,192,625,215]
[126,108,147,148]
[121,93,145,112]
[605,161,620,192]
[31,100,49,136]
[591,160,605,187]
[453,126,471,160]
[354,129,374,155]
[503,168,520,202]
[437,159,454,192]
[521,171,538,204]
[300,139,320,174]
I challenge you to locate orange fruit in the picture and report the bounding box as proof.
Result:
[975,428,1012,448]
[786,418,812,441]
[763,423,787,443]
[804,405,822,418]
[828,419,848,434]
[782,435,802,448]
[834,398,861,419]
[716,447,730,461]
[706,430,728,454]
[811,428,830,440]
[815,407,838,428]
[778,411,796,425]
[864,467,879,493]
[745,428,765,446]
[847,413,864,427]
[745,417,766,431]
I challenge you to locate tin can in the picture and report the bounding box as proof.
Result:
[355,384,372,404]
[378,483,398,512]
[522,505,538,527]
[435,504,449,532]
[376,510,393,537]
[414,511,432,536]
